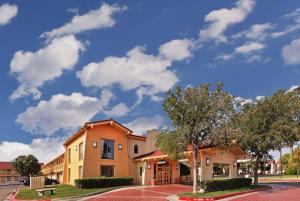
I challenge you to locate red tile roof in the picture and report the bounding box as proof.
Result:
[0,162,13,169]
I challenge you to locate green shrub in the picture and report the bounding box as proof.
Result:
[200,178,252,192]
[74,177,133,189]
[285,167,300,175]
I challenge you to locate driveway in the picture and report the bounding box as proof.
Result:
[0,184,19,201]
[224,182,300,201]
[82,184,192,201]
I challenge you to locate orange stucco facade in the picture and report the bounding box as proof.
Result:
[42,119,246,186]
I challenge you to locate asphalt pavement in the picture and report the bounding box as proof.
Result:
[0,184,19,201]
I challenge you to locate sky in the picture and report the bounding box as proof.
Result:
[0,0,299,163]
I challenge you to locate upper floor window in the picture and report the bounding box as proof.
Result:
[134,144,139,154]
[68,148,71,163]
[79,143,83,161]
[101,139,114,159]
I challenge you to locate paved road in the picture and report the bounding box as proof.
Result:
[0,184,19,201]
[224,182,300,201]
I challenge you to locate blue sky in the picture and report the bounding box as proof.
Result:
[0,0,299,162]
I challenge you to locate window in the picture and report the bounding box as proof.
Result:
[134,144,138,154]
[139,166,143,176]
[79,143,83,160]
[101,139,114,159]
[79,166,83,178]
[100,166,114,177]
[68,168,71,183]
[68,148,71,163]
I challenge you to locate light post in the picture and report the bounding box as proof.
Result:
[198,130,205,182]
[297,141,299,179]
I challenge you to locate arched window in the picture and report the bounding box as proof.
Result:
[134,144,139,154]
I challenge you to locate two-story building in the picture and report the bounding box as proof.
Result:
[41,153,64,183]
[42,119,246,186]
[0,162,21,183]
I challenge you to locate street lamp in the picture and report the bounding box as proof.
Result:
[198,130,205,142]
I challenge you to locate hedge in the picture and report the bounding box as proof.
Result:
[74,177,134,189]
[200,178,252,192]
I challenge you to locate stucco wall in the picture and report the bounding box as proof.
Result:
[145,130,159,153]
[64,132,86,185]
[83,125,130,180]
[200,148,239,181]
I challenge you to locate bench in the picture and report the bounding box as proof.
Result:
[36,188,56,196]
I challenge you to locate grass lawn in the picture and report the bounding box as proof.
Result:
[258,175,300,180]
[16,184,118,200]
[179,185,268,198]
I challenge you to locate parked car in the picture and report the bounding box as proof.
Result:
[23,177,59,186]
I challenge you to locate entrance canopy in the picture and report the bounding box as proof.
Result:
[133,151,169,162]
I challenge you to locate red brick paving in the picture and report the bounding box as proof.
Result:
[230,184,300,201]
[84,184,192,201]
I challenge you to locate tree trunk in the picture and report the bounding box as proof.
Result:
[192,143,198,194]
[279,148,282,174]
[253,155,260,185]
[290,145,294,163]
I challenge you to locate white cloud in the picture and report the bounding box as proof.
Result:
[77,38,194,105]
[272,8,300,38]
[234,96,253,106]
[217,42,266,62]
[0,3,18,26]
[124,115,165,135]
[199,0,255,43]
[104,103,130,117]
[41,3,126,39]
[282,38,300,65]
[235,42,265,54]
[233,23,275,40]
[16,90,113,135]
[287,85,300,92]
[255,96,265,101]
[159,39,195,61]
[10,35,85,100]
[216,53,234,61]
[0,137,64,163]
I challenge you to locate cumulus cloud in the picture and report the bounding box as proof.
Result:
[16,90,113,135]
[287,85,300,92]
[124,115,165,135]
[104,103,130,117]
[234,96,253,106]
[77,38,194,105]
[233,23,275,41]
[282,38,300,65]
[41,3,126,39]
[159,39,195,61]
[199,0,255,43]
[0,137,64,163]
[10,35,85,100]
[0,3,18,26]
[217,42,266,62]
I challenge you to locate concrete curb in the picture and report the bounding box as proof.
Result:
[259,179,300,182]
[178,186,272,201]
